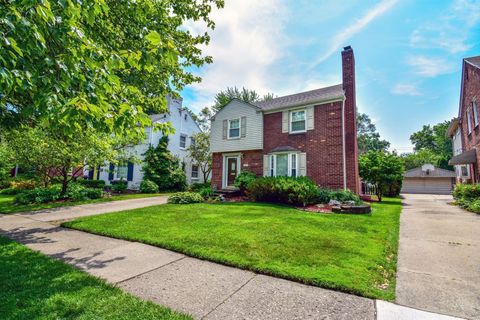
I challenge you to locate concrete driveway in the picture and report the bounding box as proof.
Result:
[397,194,480,319]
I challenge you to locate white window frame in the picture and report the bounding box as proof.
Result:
[289,109,306,133]
[473,101,479,127]
[191,164,199,179]
[269,153,299,177]
[467,109,472,134]
[116,162,128,180]
[180,134,187,149]
[227,118,241,139]
[190,137,196,147]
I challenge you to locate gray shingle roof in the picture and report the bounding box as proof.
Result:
[404,167,456,178]
[254,84,344,111]
[465,56,480,68]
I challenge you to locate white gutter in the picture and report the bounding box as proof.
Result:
[342,97,347,191]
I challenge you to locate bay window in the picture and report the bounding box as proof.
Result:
[269,153,298,177]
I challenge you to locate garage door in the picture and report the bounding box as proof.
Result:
[401,178,453,195]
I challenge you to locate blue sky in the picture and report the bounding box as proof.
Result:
[182,0,480,152]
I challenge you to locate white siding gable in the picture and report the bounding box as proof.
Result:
[210,100,263,152]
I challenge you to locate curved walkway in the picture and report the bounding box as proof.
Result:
[397,194,480,319]
[0,198,464,320]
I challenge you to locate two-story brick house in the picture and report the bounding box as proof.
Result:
[449,56,480,182]
[210,46,360,193]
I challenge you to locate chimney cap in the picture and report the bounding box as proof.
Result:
[343,45,352,51]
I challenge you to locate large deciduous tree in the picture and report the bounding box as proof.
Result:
[357,113,390,154]
[401,149,441,170]
[408,121,453,169]
[187,132,212,182]
[0,0,223,139]
[359,151,404,201]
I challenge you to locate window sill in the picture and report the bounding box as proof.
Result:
[288,131,307,135]
[227,137,241,140]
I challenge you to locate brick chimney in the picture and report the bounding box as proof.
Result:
[341,46,360,193]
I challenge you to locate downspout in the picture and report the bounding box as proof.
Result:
[342,97,347,191]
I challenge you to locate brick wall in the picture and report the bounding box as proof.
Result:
[263,102,345,189]
[460,61,480,181]
[211,150,264,190]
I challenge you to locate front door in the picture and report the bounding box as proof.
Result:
[226,157,238,187]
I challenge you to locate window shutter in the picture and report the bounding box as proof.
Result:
[263,155,269,177]
[127,162,134,181]
[222,120,228,139]
[241,116,247,138]
[299,153,307,176]
[282,111,288,133]
[88,167,94,180]
[306,106,314,130]
[108,163,114,180]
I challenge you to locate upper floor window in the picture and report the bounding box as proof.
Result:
[228,119,240,139]
[290,110,306,133]
[180,134,187,148]
[467,110,472,134]
[473,101,479,127]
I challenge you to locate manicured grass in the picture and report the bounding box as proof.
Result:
[0,193,169,214]
[0,236,190,320]
[64,199,402,300]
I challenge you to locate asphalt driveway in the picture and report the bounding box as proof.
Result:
[397,194,480,319]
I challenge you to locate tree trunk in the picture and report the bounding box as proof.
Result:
[376,185,382,202]
[61,169,69,196]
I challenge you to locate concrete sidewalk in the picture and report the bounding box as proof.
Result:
[0,199,465,320]
[397,194,480,320]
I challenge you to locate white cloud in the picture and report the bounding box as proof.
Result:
[406,56,455,77]
[310,0,398,68]
[409,0,480,54]
[184,0,289,111]
[391,83,421,96]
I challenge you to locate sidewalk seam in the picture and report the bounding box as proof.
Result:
[200,274,257,320]
[115,256,187,284]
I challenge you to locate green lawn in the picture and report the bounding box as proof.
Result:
[0,236,190,320]
[0,193,168,214]
[64,199,402,300]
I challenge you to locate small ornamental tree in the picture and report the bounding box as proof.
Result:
[143,136,186,191]
[359,151,404,201]
[187,132,212,182]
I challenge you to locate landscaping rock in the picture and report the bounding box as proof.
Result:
[328,200,341,206]
[332,204,371,214]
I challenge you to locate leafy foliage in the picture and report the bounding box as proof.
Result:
[408,121,453,169]
[357,113,390,154]
[139,180,159,194]
[359,151,404,201]
[14,185,63,204]
[188,182,211,192]
[0,139,13,187]
[401,149,441,170]
[234,171,257,194]
[167,192,204,204]
[452,184,480,214]
[187,132,212,181]
[110,180,128,193]
[1,0,223,138]
[212,87,275,113]
[77,179,106,189]
[67,183,103,201]
[246,176,319,206]
[143,136,187,191]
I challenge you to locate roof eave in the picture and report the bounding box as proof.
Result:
[261,95,345,114]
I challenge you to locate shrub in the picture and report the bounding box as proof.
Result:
[189,182,211,192]
[14,185,63,205]
[67,183,103,201]
[140,180,159,194]
[199,186,214,198]
[170,167,187,191]
[315,188,333,204]
[246,176,319,207]
[453,183,480,200]
[234,171,257,194]
[330,189,361,204]
[0,187,23,195]
[111,180,128,193]
[468,199,480,213]
[167,192,204,204]
[10,179,36,190]
[77,179,106,189]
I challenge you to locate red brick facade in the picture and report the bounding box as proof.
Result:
[210,46,360,193]
[459,59,480,182]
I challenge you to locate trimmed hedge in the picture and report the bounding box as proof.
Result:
[246,176,319,207]
[167,192,204,204]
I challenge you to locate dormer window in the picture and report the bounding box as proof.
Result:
[228,118,240,139]
[290,109,306,133]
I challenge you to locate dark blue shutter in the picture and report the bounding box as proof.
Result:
[127,162,134,181]
[88,168,94,180]
[108,163,114,181]
[96,166,100,180]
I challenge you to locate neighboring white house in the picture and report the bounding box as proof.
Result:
[87,96,204,189]
[447,118,471,183]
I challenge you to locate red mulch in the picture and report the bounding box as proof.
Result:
[298,204,333,213]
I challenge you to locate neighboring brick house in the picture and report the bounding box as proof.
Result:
[210,46,360,193]
[449,56,480,183]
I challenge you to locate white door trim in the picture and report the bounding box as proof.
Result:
[222,154,241,189]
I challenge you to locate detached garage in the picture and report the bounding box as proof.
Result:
[402,164,456,195]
